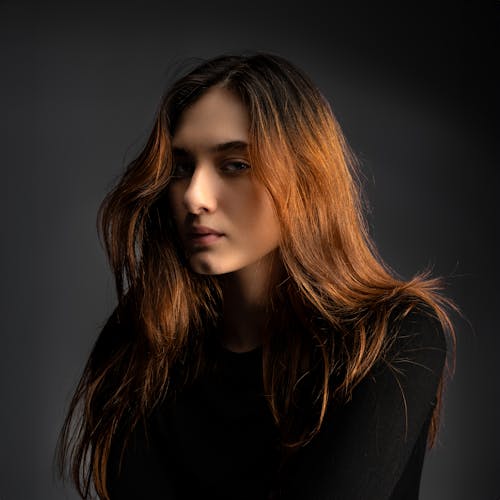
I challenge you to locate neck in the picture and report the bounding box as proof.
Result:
[218,251,282,353]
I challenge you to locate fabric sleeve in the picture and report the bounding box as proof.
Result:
[279,310,448,500]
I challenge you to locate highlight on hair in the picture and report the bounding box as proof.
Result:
[57,53,457,499]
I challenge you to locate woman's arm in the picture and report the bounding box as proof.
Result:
[280,311,447,500]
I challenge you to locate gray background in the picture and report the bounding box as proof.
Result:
[1,1,498,499]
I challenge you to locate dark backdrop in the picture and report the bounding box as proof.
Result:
[1,2,498,499]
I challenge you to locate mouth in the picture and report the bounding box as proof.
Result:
[186,225,225,246]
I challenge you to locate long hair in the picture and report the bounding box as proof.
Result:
[58,53,456,499]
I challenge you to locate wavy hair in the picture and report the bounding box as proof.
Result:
[58,53,456,499]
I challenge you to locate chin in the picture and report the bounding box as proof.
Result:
[189,256,226,275]
[189,255,246,276]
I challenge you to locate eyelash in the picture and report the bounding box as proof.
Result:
[222,161,251,173]
[171,161,251,178]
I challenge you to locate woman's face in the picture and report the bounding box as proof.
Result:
[167,86,281,276]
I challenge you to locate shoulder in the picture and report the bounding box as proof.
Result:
[332,306,449,449]
[350,304,449,430]
[278,306,449,498]
[382,305,448,376]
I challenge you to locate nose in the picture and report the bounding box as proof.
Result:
[182,163,218,214]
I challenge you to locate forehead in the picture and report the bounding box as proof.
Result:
[172,86,249,151]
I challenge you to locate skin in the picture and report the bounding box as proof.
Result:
[168,85,282,352]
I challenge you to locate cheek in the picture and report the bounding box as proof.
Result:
[233,186,280,243]
[258,202,281,245]
[166,185,185,221]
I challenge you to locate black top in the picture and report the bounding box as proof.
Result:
[107,311,446,500]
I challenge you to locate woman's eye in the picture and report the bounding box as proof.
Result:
[171,163,194,177]
[222,161,251,173]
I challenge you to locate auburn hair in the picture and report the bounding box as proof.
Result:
[58,53,456,499]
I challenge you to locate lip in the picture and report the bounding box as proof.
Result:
[186,225,224,246]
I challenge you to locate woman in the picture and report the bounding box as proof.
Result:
[58,53,456,499]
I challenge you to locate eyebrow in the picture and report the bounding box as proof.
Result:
[172,141,249,156]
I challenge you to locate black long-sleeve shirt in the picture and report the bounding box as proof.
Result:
[107,311,446,499]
